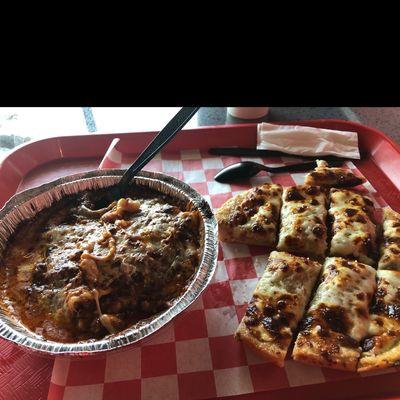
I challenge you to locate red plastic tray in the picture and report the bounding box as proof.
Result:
[1,120,400,400]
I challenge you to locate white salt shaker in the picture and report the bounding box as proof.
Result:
[227,107,269,119]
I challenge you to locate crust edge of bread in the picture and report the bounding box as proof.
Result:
[235,320,286,367]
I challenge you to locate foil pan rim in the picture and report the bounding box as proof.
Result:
[0,170,218,356]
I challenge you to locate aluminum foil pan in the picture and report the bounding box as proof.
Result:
[0,170,218,356]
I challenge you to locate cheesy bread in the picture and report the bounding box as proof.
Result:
[304,160,366,188]
[329,188,377,266]
[378,207,400,271]
[358,270,400,371]
[277,185,328,260]
[293,257,376,371]
[235,251,322,367]
[216,184,283,247]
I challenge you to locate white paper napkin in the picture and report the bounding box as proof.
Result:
[257,122,361,159]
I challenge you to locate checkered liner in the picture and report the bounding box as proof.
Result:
[48,139,398,400]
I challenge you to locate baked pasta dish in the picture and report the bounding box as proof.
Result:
[0,187,202,343]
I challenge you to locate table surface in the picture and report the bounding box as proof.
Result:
[0,108,399,161]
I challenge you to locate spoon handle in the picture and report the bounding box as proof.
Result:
[209,148,350,162]
[119,107,200,190]
[263,161,317,173]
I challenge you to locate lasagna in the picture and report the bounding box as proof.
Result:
[277,185,328,260]
[0,187,201,342]
[329,188,377,266]
[235,251,322,367]
[292,257,376,371]
[378,207,400,271]
[216,183,282,247]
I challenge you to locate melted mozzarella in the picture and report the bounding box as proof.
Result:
[329,189,377,266]
[242,185,282,231]
[277,185,328,259]
[378,207,400,271]
[376,270,400,305]
[239,251,322,345]
[254,251,322,310]
[308,257,376,341]
[216,183,282,247]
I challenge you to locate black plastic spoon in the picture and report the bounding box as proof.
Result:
[214,159,345,183]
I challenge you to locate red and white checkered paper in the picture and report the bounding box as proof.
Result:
[48,138,397,400]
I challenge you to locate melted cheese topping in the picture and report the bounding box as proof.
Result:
[304,160,365,188]
[375,270,400,306]
[216,183,282,247]
[293,257,376,371]
[101,198,140,222]
[277,185,328,260]
[240,251,322,344]
[378,207,400,271]
[358,270,400,371]
[329,188,377,265]
[307,257,376,341]
[365,270,400,335]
